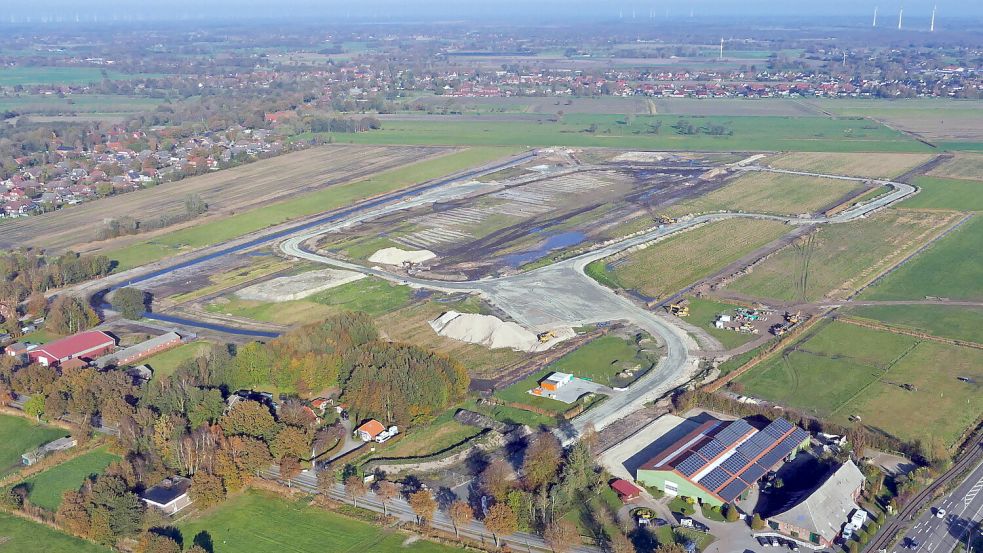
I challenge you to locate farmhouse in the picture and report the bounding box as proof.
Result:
[21,436,77,466]
[765,460,866,547]
[141,476,193,515]
[636,417,810,508]
[356,419,386,442]
[94,331,182,368]
[26,331,116,367]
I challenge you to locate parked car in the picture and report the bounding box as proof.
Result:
[756,537,770,547]
[768,537,779,547]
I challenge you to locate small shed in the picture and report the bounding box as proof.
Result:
[141,476,192,515]
[540,372,573,392]
[610,479,643,502]
[22,436,77,466]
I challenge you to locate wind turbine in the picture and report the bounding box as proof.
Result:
[898,6,903,30]
[872,6,878,27]
[930,4,936,32]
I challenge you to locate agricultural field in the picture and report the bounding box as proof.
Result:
[664,172,864,217]
[310,114,929,153]
[927,153,983,181]
[0,512,110,553]
[0,144,453,253]
[176,490,463,553]
[765,152,934,179]
[20,446,119,511]
[900,176,983,211]
[847,305,983,344]
[0,67,161,86]
[802,98,983,145]
[652,98,821,117]
[683,296,761,350]
[736,320,983,447]
[591,218,789,301]
[0,94,163,114]
[860,215,983,301]
[99,146,517,270]
[727,209,959,302]
[165,256,295,303]
[141,341,211,381]
[0,415,67,477]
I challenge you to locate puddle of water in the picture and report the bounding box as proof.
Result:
[503,230,586,267]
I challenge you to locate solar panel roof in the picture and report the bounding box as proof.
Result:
[763,418,793,438]
[676,453,708,477]
[757,444,789,469]
[718,479,750,503]
[738,462,767,484]
[789,427,810,445]
[699,467,731,491]
[715,419,753,446]
[737,439,767,460]
[720,451,752,475]
[697,440,726,460]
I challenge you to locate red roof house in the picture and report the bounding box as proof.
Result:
[611,479,643,502]
[355,419,386,442]
[27,331,115,367]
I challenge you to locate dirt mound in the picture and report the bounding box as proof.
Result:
[236,268,365,302]
[429,310,573,352]
[368,247,436,265]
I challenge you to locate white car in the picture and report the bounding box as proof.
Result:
[935,508,946,519]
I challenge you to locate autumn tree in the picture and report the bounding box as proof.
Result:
[408,489,437,526]
[724,502,740,522]
[26,292,47,317]
[344,474,367,508]
[481,458,516,501]
[271,425,312,460]
[609,532,636,553]
[135,531,181,553]
[220,400,279,440]
[46,295,98,334]
[229,435,272,474]
[656,543,686,553]
[111,287,148,319]
[448,500,473,538]
[189,471,225,508]
[522,432,563,491]
[751,513,765,530]
[55,490,91,537]
[23,394,45,421]
[543,520,579,553]
[484,502,518,547]
[375,480,399,517]
[279,455,301,480]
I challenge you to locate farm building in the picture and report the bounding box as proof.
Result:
[356,419,386,441]
[21,436,77,465]
[141,476,193,515]
[610,479,643,502]
[635,417,810,508]
[540,372,573,391]
[26,331,115,367]
[95,331,182,368]
[765,460,866,547]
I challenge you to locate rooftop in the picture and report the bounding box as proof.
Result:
[768,460,866,544]
[32,331,115,361]
[142,476,192,507]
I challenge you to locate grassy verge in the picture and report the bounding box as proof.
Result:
[105,146,519,270]
[847,305,983,344]
[142,342,211,381]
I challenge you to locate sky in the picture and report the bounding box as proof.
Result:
[4,0,980,24]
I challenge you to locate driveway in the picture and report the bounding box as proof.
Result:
[547,377,613,403]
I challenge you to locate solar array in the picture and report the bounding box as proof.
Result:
[763,417,794,438]
[676,453,707,477]
[697,440,726,460]
[714,419,754,446]
[718,478,752,503]
[698,467,731,491]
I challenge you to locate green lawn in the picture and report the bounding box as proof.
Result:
[374,409,481,459]
[177,490,463,553]
[20,446,119,511]
[142,341,210,381]
[901,176,983,211]
[105,146,518,271]
[0,94,162,114]
[684,296,760,349]
[848,305,983,344]
[0,512,109,553]
[546,335,659,386]
[494,371,575,414]
[0,415,67,477]
[861,215,983,301]
[307,278,413,316]
[458,398,556,429]
[299,114,929,152]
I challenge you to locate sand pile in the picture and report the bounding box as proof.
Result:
[429,311,574,352]
[368,247,436,265]
[236,268,365,302]
[612,151,667,163]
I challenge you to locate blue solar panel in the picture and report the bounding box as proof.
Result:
[676,453,707,477]
[749,430,777,451]
[789,427,810,445]
[738,462,767,484]
[737,439,767,460]
[718,479,750,503]
[720,451,752,475]
[715,419,753,446]
[697,440,726,460]
[763,418,794,438]
[699,467,731,491]
[757,445,788,469]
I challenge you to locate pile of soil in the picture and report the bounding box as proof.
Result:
[429,310,574,352]
[368,247,436,265]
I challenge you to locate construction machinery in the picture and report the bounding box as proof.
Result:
[668,301,690,317]
[656,215,678,225]
[537,330,556,343]
[784,311,801,324]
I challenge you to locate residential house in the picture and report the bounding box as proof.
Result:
[141,476,193,515]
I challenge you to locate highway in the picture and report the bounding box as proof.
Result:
[893,459,983,553]
[280,165,916,440]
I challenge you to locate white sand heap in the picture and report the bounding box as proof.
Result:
[429,311,574,352]
[236,268,365,302]
[368,247,436,265]
[612,151,667,163]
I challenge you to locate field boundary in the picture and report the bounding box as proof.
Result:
[836,315,983,351]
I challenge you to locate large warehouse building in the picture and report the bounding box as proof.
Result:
[636,417,810,507]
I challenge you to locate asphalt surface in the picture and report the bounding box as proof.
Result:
[895,460,983,553]
[280,165,916,440]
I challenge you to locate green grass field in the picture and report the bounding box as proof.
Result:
[20,446,119,511]
[901,176,983,211]
[0,94,162,114]
[0,512,109,553]
[0,67,162,86]
[142,341,210,381]
[737,320,983,446]
[301,114,929,152]
[546,334,659,385]
[861,215,983,301]
[684,296,760,349]
[176,490,463,553]
[494,371,582,414]
[591,218,789,300]
[728,209,957,302]
[105,146,518,271]
[0,415,67,477]
[375,409,481,459]
[848,305,983,344]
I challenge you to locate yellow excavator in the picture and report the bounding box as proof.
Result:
[537,330,556,343]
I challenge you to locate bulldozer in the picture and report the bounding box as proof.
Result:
[668,301,690,317]
[537,330,556,343]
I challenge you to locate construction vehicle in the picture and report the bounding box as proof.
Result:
[656,215,678,225]
[784,311,801,324]
[537,330,556,343]
[668,301,690,317]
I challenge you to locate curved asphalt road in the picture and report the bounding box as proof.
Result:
[280,165,916,440]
